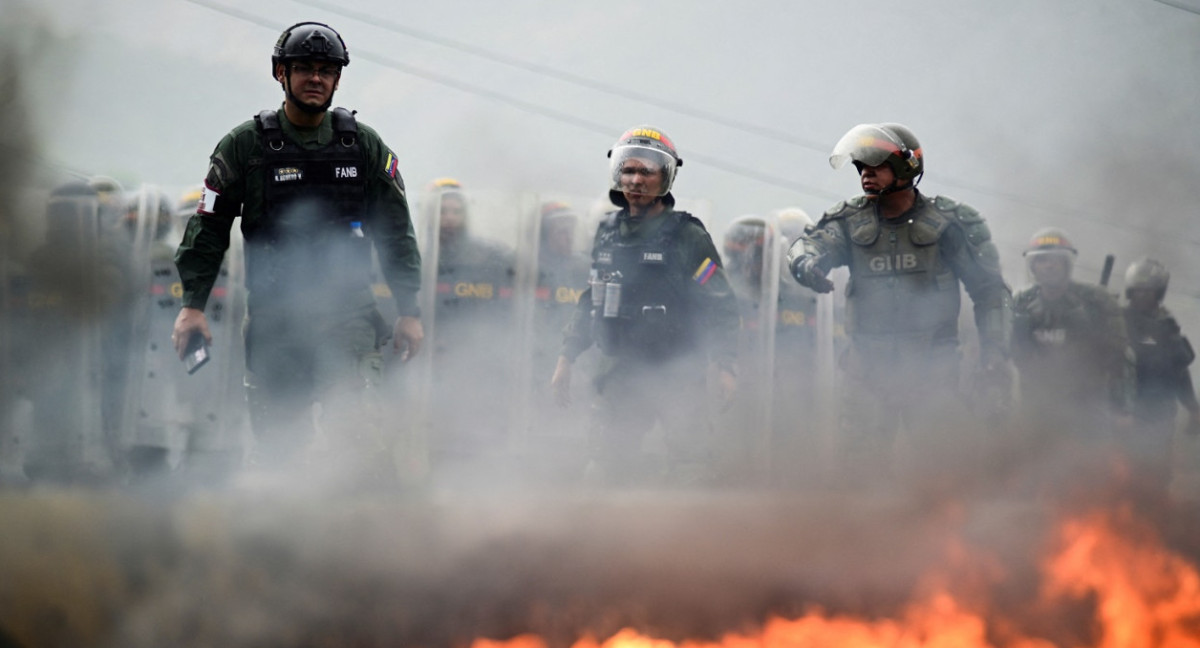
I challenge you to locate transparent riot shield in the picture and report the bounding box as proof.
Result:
[120,186,180,476]
[511,195,596,485]
[508,192,542,449]
[182,224,249,481]
[23,189,111,482]
[754,220,782,480]
[409,184,524,485]
[813,284,838,478]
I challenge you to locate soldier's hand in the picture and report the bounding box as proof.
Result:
[172,307,211,360]
[551,356,572,408]
[791,257,834,294]
[393,316,424,362]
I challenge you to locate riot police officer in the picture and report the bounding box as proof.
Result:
[787,123,1011,491]
[1011,228,1133,446]
[551,126,740,486]
[172,22,424,482]
[1121,258,1200,492]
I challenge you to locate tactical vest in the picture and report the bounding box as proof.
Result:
[1126,309,1195,410]
[841,201,960,340]
[590,211,697,360]
[245,108,371,301]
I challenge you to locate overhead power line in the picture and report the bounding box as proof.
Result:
[185,0,1200,272]
[286,0,1200,251]
[1148,0,1200,16]
[181,0,843,200]
[291,0,832,154]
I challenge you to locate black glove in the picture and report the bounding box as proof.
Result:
[791,256,834,293]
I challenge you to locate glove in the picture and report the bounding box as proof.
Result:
[791,256,834,294]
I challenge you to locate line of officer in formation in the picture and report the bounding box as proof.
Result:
[786,123,1199,497]
[2,21,1195,494]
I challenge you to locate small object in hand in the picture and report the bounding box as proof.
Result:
[183,331,210,374]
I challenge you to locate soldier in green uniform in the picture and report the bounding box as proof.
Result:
[1011,228,1133,463]
[172,22,423,481]
[551,126,740,486]
[787,123,1012,491]
[1120,258,1200,493]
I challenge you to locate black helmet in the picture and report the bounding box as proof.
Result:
[829,123,924,182]
[271,22,349,79]
[1124,257,1170,301]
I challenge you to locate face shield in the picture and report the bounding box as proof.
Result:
[828,124,906,171]
[1024,249,1075,286]
[609,145,676,198]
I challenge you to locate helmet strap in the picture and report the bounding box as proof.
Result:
[283,69,335,115]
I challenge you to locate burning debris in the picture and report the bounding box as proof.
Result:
[0,486,1197,648]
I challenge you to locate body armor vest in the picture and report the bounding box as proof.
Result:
[245,108,371,303]
[1126,309,1195,414]
[842,202,960,342]
[590,211,697,360]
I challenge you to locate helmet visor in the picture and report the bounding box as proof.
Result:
[829,124,905,170]
[609,145,675,197]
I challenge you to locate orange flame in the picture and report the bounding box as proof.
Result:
[472,508,1200,648]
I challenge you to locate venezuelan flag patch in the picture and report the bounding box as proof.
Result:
[384,151,399,179]
[693,257,717,285]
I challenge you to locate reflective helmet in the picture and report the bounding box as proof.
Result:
[422,177,469,243]
[607,125,683,200]
[1124,257,1169,301]
[1023,226,1077,276]
[722,215,770,279]
[829,123,923,182]
[774,207,813,245]
[87,175,127,229]
[271,22,349,79]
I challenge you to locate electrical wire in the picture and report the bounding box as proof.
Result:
[181,0,843,201]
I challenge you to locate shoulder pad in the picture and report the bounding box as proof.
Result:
[910,207,952,246]
[1013,286,1039,308]
[932,194,983,224]
[254,109,284,149]
[1072,282,1119,307]
[819,195,870,223]
[331,107,359,137]
[673,210,708,233]
[254,109,280,132]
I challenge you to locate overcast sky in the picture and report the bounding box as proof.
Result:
[7,0,1200,308]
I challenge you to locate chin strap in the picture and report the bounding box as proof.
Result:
[284,72,334,115]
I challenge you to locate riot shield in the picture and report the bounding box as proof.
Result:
[515,195,595,485]
[410,184,523,484]
[119,186,180,476]
[22,187,111,482]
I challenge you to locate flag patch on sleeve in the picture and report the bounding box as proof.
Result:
[693,257,717,285]
[384,151,399,179]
